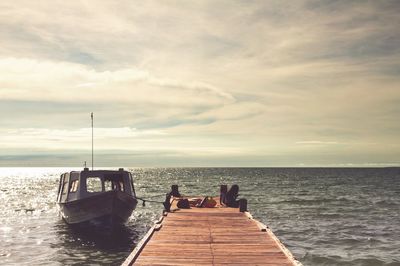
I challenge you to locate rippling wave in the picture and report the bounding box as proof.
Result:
[0,167,399,265]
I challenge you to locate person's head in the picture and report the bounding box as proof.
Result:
[229,184,239,195]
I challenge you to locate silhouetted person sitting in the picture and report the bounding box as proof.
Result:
[170,185,181,197]
[225,184,240,207]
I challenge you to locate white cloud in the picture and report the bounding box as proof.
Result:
[0,57,234,108]
[0,1,400,166]
[0,127,165,150]
[296,141,339,145]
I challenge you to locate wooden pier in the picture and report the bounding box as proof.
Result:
[123,189,302,266]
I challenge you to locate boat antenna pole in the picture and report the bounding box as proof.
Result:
[91,112,94,171]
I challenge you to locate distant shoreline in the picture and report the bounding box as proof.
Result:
[0,166,399,169]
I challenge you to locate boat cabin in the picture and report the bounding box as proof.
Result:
[57,168,136,203]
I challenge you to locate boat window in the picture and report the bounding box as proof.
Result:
[104,180,113,191]
[62,182,69,195]
[57,174,64,196]
[129,173,136,196]
[69,180,79,193]
[86,177,102,193]
[110,180,124,191]
[57,174,65,201]
[59,173,70,202]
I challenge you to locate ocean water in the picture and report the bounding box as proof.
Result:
[0,167,399,266]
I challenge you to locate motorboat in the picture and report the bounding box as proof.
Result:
[56,167,138,226]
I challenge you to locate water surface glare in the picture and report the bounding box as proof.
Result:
[0,167,399,265]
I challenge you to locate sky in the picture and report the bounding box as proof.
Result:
[1,0,400,167]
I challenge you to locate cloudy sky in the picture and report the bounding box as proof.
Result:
[1,0,399,167]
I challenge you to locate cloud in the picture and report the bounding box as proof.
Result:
[0,57,234,108]
[0,127,165,150]
[189,102,266,122]
[296,141,339,145]
[0,1,400,166]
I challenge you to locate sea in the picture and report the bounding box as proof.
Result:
[0,167,399,266]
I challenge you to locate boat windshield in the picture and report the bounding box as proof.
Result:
[104,174,125,192]
[83,172,129,193]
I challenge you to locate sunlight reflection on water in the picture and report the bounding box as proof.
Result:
[0,167,399,265]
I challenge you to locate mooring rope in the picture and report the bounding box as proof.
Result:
[135,196,165,206]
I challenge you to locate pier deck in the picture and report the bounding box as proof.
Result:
[123,197,301,266]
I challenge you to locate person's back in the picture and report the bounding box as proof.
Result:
[225,184,239,207]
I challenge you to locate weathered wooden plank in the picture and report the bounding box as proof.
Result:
[122,195,302,266]
[212,256,293,264]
